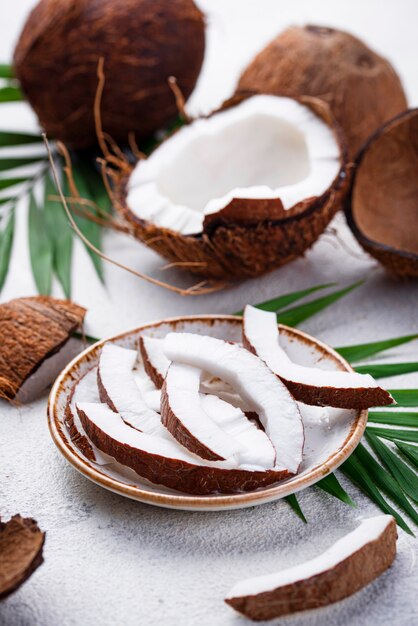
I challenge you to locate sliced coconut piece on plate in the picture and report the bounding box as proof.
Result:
[163,333,304,474]
[76,403,291,495]
[98,343,162,434]
[139,335,170,388]
[162,362,245,462]
[225,515,397,621]
[243,305,393,409]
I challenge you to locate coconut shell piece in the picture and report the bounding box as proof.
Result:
[0,515,45,601]
[13,0,205,149]
[237,25,407,158]
[116,95,348,280]
[225,515,397,621]
[346,109,418,277]
[0,296,86,401]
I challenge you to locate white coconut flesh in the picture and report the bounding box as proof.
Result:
[226,515,395,600]
[98,343,162,434]
[163,333,304,474]
[140,335,170,386]
[243,305,380,391]
[127,95,341,235]
[163,362,274,468]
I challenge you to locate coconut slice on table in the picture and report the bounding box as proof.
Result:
[163,333,304,474]
[0,515,45,601]
[162,363,274,468]
[225,515,397,621]
[139,336,170,388]
[0,296,86,403]
[118,94,346,280]
[346,109,418,278]
[98,343,162,434]
[77,403,291,495]
[243,305,393,409]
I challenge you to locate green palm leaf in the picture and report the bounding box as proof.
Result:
[355,362,418,378]
[284,494,307,522]
[238,283,335,315]
[316,473,356,506]
[0,64,14,79]
[0,205,15,290]
[368,411,418,427]
[0,176,28,191]
[28,190,53,295]
[336,334,418,362]
[0,130,41,146]
[0,85,24,103]
[388,389,418,407]
[366,426,418,444]
[395,441,418,469]
[0,156,44,172]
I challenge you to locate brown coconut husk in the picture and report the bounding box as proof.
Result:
[13,0,205,149]
[0,515,45,600]
[114,94,349,281]
[0,296,86,400]
[237,25,407,159]
[346,109,418,278]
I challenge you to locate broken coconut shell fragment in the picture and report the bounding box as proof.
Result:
[237,25,407,158]
[117,94,347,280]
[0,515,45,601]
[0,296,86,402]
[243,305,393,409]
[346,109,418,277]
[14,0,205,149]
[225,515,397,621]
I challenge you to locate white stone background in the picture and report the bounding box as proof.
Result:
[1,1,418,625]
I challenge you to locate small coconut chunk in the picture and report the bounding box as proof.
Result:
[98,343,163,434]
[76,403,291,495]
[127,95,341,235]
[0,515,45,601]
[226,515,397,620]
[163,333,304,474]
[243,305,393,409]
[139,336,170,388]
[0,296,86,402]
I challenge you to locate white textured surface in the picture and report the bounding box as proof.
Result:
[1,1,418,625]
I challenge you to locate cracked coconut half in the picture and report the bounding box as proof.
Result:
[118,94,347,280]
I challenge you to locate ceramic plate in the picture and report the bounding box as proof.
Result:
[48,315,367,511]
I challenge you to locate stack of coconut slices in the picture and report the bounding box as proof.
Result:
[68,307,392,496]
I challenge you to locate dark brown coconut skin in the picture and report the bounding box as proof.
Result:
[77,406,291,495]
[0,296,86,400]
[116,95,348,281]
[139,336,165,389]
[0,515,45,601]
[346,109,418,278]
[14,0,205,149]
[237,25,407,159]
[242,335,393,409]
[226,518,397,621]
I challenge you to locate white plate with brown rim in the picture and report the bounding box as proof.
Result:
[47,315,367,512]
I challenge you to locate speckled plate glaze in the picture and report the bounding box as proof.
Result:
[48,315,367,511]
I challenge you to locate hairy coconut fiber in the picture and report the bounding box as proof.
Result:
[237,25,407,158]
[0,296,86,400]
[346,109,418,278]
[14,0,205,149]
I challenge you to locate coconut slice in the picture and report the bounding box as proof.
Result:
[139,336,170,388]
[243,305,393,409]
[0,515,45,601]
[163,333,304,474]
[118,94,346,280]
[225,515,397,621]
[0,296,86,402]
[77,403,291,495]
[346,109,418,278]
[98,343,162,434]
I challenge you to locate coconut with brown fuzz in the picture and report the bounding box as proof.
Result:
[346,109,418,278]
[243,305,393,409]
[14,0,205,149]
[225,515,397,621]
[117,94,347,281]
[237,25,407,159]
[0,296,86,402]
[77,402,292,495]
[0,515,45,601]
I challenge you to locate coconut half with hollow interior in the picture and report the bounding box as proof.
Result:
[0,296,86,403]
[116,94,347,280]
[345,108,418,278]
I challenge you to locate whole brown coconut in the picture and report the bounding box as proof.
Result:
[346,109,418,278]
[14,0,205,149]
[237,25,407,158]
